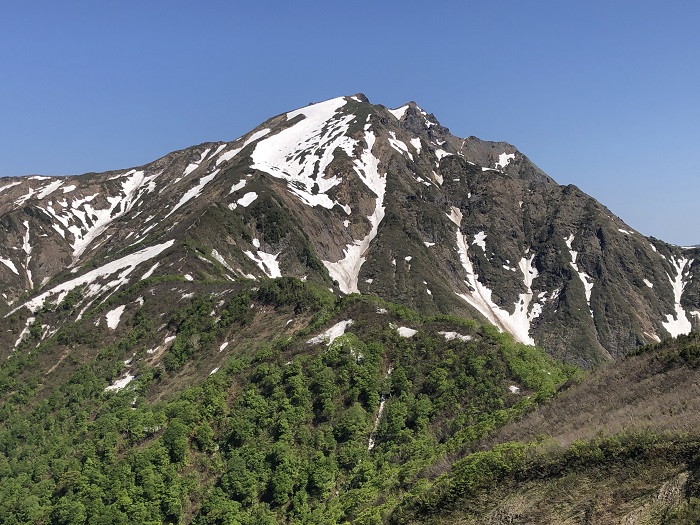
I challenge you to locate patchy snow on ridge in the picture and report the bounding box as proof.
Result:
[251,97,355,210]
[662,257,693,337]
[388,131,413,161]
[105,305,126,330]
[164,170,219,219]
[495,152,515,169]
[0,180,21,194]
[237,191,258,207]
[388,104,409,120]
[40,169,160,258]
[36,179,63,199]
[229,179,247,194]
[307,319,354,345]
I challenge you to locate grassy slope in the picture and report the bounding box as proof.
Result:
[392,333,700,524]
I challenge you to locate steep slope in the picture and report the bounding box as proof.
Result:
[1,94,698,366]
[391,333,700,525]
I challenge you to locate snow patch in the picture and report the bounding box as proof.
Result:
[454,221,542,344]
[244,249,281,278]
[643,279,653,288]
[396,326,418,338]
[237,191,258,207]
[410,137,422,153]
[495,152,515,169]
[105,374,135,392]
[36,180,63,199]
[164,170,218,219]
[0,257,19,275]
[323,128,386,294]
[446,206,462,226]
[105,305,126,330]
[388,104,409,120]
[229,179,247,194]
[472,231,487,252]
[307,319,354,345]
[388,132,413,161]
[565,234,594,316]
[9,240,175,315]
[439,331,473,342]
[662,257,692,337]
[251,97,353,211]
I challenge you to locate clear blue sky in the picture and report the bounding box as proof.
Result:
[2,1,699,245]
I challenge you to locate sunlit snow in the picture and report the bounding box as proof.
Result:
[662,257,692,337]
[36,180,63,199]
[105,373,135,392]
[0,257,19,275]
[105,305,126,330]
[251,97,354,210]
[388,132,413,161]
[396,326,418,338]
[323,127,386,294]
[388,104,409,120]
[307,319,354,345]
[237,191,258,207]
[453,213,542,345]
[164,170,219,220]
[495,152,515,169]
[565,234,594,315]
[229,179,247,194]
[9,240,175,315]
[244,249,281,278]
[472,231,487,251]
[439,331,473,342]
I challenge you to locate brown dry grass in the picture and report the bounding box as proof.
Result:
[484,338,700,449]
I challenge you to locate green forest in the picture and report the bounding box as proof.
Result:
[2,277,700,524]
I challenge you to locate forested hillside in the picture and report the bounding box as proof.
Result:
[0,278,574,524]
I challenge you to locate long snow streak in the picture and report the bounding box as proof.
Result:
[251,96,386,294]
[324,129,386,294]
[565,234,594,316]
[662,257,693,337]
[9,240,175,315]
[453,213,541,345]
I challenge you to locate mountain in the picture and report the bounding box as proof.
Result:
[1,94,698,367]
[1,94,700,524]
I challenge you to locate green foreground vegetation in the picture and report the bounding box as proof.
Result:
[0,278,698,524]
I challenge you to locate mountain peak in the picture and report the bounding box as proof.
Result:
[0,95,698,367]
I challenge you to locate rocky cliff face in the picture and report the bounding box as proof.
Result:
[1,94,698,366]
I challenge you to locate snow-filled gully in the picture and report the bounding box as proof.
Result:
[250,97,387,294]
[451,207,542,345]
